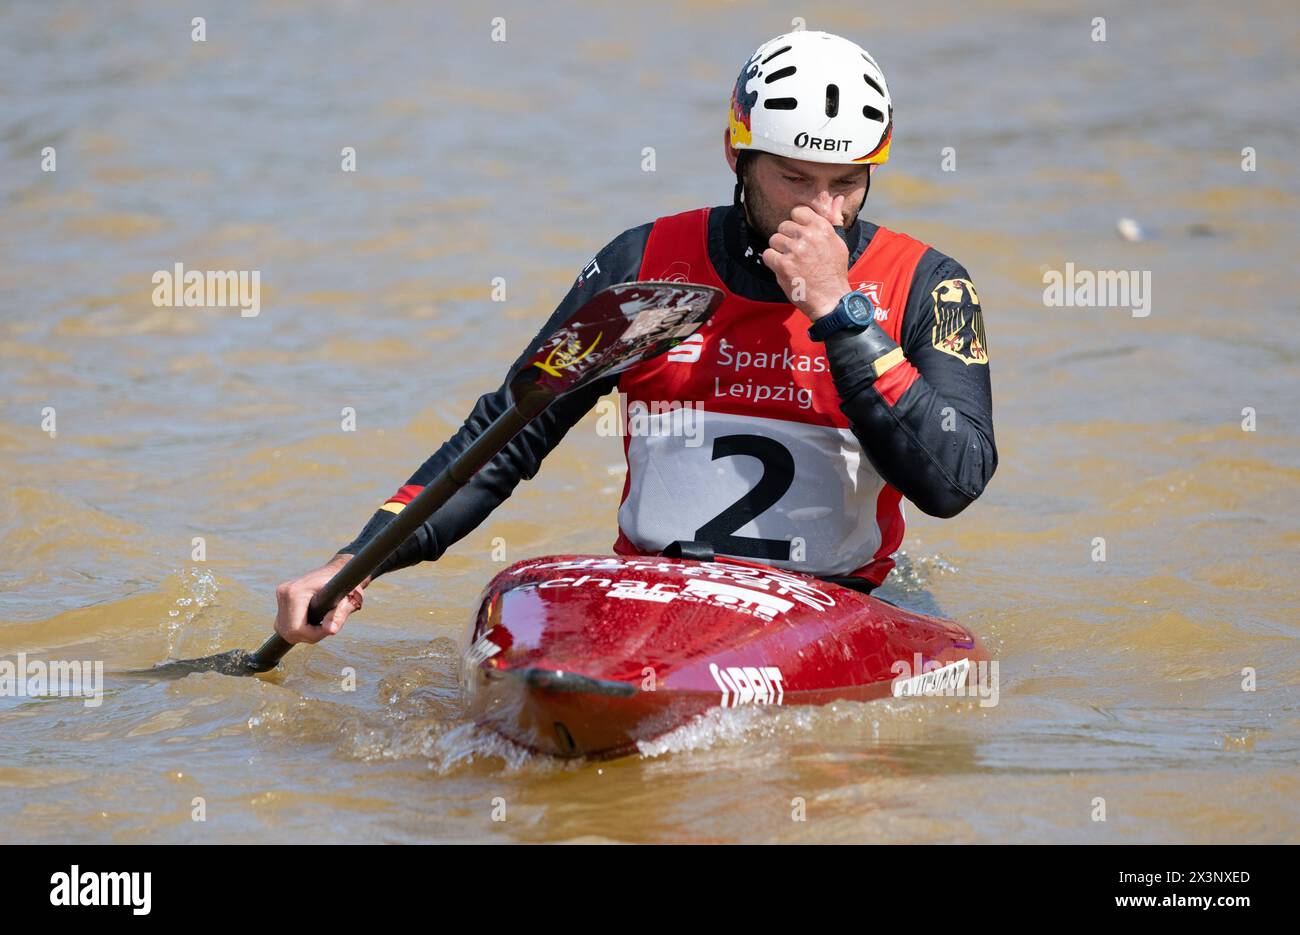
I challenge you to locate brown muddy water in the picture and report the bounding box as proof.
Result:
[1,1,1297,843]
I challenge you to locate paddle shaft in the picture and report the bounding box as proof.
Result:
[245,386,553,672]
[145,281,722,679]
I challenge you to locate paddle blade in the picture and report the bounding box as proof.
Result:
[126,648,268,680]
[508,281,722,399]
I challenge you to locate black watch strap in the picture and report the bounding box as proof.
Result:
[809,291,874,342]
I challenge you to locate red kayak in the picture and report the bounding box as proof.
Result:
[463,553,988,758]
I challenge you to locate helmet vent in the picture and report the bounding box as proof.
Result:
[862,104,884,122]
[764,98,798,110]
[863,73,884,96]
[760,45,792,65]
[764,65,797,84]
[825,84,840,118]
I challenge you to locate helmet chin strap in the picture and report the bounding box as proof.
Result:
[732,152,767,269]
[733,151,751,211]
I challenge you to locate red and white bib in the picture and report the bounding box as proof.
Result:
[611,207,929,586]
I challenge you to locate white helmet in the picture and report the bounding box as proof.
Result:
[728,30,893,166]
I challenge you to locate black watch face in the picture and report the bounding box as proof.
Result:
[844,292,873,325]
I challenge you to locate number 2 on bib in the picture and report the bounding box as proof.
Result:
[695,434,794,561]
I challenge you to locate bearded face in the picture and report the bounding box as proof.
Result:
[741,153,870,241]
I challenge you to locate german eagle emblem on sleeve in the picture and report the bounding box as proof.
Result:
[930,278,988,365]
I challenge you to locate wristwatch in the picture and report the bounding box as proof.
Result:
[808,289,907,386]
[807,290,874,342]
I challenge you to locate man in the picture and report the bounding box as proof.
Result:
[275,30,996,643]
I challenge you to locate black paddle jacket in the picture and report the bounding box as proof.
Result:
[339,204,997,579]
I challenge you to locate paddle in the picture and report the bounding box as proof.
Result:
[137,281,723,679]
